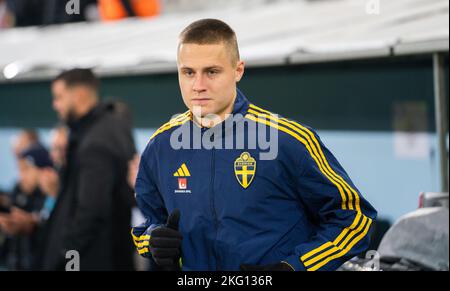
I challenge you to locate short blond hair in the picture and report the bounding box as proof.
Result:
[179,19,240,65]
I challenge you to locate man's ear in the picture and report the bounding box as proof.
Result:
[75,86,96,103]
[235,61,245,82]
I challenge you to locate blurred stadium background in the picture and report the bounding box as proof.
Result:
[0,0,448,270]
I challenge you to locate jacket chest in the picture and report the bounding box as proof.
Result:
[157,149,295,206]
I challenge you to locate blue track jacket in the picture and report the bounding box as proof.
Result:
[132,89,377,271]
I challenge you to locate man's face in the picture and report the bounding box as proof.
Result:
[17,159,39,194]
[12,133,34,158]
[177,43,244,119]
[50,129,68,168]
[52,80,76,122]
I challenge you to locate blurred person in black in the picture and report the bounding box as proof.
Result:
[5,0,43,27]
[41,68,136,271]
[0,145,53,270]
[11,129,40,158]
[38,125,69,220]
[0,129,42,269]
[5,0,97,27]
[35,125,68,221]
[0,125,69,270]
[48,125,69,171]
[9,130,47,218]
[10,130,48,223]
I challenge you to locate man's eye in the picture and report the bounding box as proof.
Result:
[184,71,194,77]
[208,70,218,76]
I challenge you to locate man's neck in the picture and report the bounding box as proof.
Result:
[193,92,237,128]
[75,99,98,120]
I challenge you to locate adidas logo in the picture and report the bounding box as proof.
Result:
[173,163,191,177]
[174,163,191,194]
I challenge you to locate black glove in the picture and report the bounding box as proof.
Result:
[240,262,294,271]
[149,209,183,270]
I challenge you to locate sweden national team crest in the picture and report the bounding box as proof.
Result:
[234,152,256,189]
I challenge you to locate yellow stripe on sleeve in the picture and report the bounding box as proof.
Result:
[307,218,372,271]
[138,248,149,255]
[149,111,191,141]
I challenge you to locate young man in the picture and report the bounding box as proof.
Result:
[132,19,377,271]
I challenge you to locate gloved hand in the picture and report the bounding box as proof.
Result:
[149,209,183,270]
[240,262,294,271]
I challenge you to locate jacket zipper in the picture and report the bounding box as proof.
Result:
[209,136,220,271]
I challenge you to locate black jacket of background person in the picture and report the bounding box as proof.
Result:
[40,102,136,271]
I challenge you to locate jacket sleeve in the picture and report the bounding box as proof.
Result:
[284,129,377,271]
[63,144,116,257]
[131,142,167,259]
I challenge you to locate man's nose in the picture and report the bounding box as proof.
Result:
[192,74,207,93]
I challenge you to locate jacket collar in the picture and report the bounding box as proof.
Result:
[67,103,103,132]
[192,88,250,130]
[232,88,250,117]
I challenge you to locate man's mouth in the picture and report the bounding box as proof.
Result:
[191,98,212,105]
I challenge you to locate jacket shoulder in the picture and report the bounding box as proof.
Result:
[246,103,317,140]
[148,110,192,143]
[245,103,321,157]
[80,110,134,157]
[139,110,191,167]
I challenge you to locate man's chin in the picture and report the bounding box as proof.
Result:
[58,115,69,123]
[191,105,213,117]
